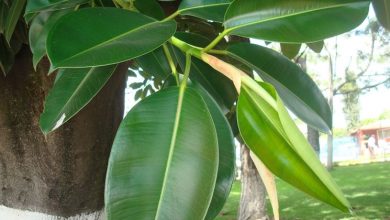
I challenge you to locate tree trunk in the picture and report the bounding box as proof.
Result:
[239,143,268,220]
[327,39,336,170]
[0,47,127,218]
[298,56,321,157]
[307,126,320,156]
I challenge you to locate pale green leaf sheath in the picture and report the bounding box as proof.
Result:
[105,87,219,220]
[47,8,176,68]
[237,81,350,212]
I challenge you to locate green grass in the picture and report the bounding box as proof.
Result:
[216,162,390,220]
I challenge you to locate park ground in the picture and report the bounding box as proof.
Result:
[216,162,390,220]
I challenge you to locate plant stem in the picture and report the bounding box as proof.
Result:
[163,11,180,22]
[181,53,192,90]
[162,44,179,85]
[203,30,229,52]
[208,49,228,55]
[170,37,202,59]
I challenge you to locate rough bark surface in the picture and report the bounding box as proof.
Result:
[239,144,268,220]
[0,47,127,217]
[307,126,320,156]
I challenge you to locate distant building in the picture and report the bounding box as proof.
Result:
[351,119,390,155]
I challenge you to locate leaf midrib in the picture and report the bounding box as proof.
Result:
[51,20,165,67]
[154,87,186,219]
[225,2,367,32]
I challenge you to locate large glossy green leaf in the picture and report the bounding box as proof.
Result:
[224,0,370,43]
[29,10,70,69]
[47,8,176,68]
[25,0,88,16]
[105,87,218,220]
[4,0,25,42]
[373,0,390,30]
[237,79,350,211]
[228,43,331,132]
[40,65,116,133]
[192,83,235,220]
[178,0,231,22]
[135,47,171,80]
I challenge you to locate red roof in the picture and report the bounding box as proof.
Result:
[358,119,390,131]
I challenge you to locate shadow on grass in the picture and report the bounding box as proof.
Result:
[216,162,390,220]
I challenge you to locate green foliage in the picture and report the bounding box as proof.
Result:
[224,0,370,43]
[39,65,117,133]
[105,87,219,220]
[341,72,360,132]
[373,0,390,30]
[46,8,176,68]
[237,79,349,211]
[3,0,388,219]
[178,0,232,22]
[227,43,332,133]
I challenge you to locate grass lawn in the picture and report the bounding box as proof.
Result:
[216,162,390,220]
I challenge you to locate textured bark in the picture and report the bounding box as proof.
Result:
[307,126,320,156]
[0,47,127,217]
[298,57,321,157]
[239,144,268,220]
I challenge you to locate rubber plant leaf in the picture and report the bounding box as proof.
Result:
[105,87,219,220]
[224,0,370,43]
[47,8,176,68]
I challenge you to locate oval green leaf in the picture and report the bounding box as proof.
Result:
[47,8,177,68]
[373,0,390,30]
[105,87,218,220]
[40,65,117,133]
[224,0,370,43]
[179,0,232,22]
[4,0,26,43]
[228,43,331,132]
[192,83,236,220]
[237,79,350,212]
[29,10,70,69]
